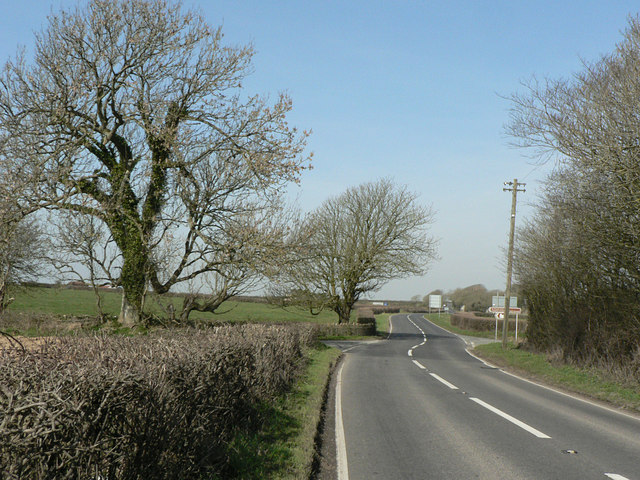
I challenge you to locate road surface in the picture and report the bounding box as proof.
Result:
[334,313,640,479]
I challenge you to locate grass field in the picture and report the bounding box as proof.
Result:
[6,286,342,324]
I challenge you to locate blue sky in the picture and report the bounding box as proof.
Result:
[1,1,638,300]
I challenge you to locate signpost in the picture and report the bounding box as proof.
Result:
[489,306,522,341]
[429,294,442,315]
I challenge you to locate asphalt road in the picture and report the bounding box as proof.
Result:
[335,313,640,480]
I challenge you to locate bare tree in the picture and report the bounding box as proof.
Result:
[0,0,310,326]
[0,214,43,313]
[0,161,44,314]
[507,16,640,365]
[168,199,300,323]
[447,284,491,312]
[47,212,120,321]
[275,178,438,323]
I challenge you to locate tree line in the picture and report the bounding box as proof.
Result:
[507,16,640,367]
[0,0,438,327]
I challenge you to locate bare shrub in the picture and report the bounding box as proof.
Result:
[0,324,316,479]
[371,307,401,315]
[450,312,526,333]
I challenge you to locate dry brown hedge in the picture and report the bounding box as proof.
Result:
[450,312,527,332]
[0,324,316,479]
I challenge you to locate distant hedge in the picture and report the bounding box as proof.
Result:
[450,312,527,333]
[0,325,316,479]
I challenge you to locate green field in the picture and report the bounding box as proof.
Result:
[6,286,342,324]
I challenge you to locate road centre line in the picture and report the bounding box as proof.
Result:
[412,359,427,370]
[430,373,459,390]
[469,397,551,439]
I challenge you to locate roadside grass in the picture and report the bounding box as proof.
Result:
[474,343,640,413]
[422,312,640,413]
[423,313,501,340]
[223,344,342,479]
[376,314,390,336]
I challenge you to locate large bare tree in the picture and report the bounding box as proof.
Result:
[507,16,640,364]
[0,0,310,325]
[275,178,438,323]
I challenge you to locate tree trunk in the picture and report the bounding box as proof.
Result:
[119,294,140,327]
[111,217,148,327]
[336,302,352,324]
[117,253,148,326]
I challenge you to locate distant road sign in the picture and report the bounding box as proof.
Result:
[429,294,442,309]
[492,296,518,308]
[489,306,522,314]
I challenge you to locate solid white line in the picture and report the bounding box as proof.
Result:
[430,373,459,390]
[469,397,551,439]
[335,362,349,480]
[605,474,630,480]
[412,359,427,370]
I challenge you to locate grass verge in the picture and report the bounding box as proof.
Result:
[473,343,640,413]
[422,313,640,413]
[376,313,391,336]
[224,344,342,479]
[423,313,499,339]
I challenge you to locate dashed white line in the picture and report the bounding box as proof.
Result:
[430,373,459,390]
[469,397,551,439]
[412,360,427,370]
[605,474,630,480]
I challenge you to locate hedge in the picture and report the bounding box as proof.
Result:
[0,324,316,479]
[450,312,527,333]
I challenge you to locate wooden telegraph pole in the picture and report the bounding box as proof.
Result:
[502,179,525,348]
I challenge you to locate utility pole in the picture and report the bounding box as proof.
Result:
[502,179,525,348]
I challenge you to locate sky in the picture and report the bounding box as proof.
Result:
[1,1,638,300]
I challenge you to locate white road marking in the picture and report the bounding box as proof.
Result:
[464,348,640,424]
[412,360,427,370]
[408,349,413,357]
[430,373,459,390]
[605,474,630,480]
[469,397,551,439]
[335,362,349,480]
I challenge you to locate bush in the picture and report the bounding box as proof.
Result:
[315,323,375,337]
[450,312,527,333]
[371,307,400,315]
[0,324,316,479]
[354,308,376,336]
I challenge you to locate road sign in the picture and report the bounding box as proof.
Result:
[489,306,521,314]
[492,296,518,308]
[429,295,442,309]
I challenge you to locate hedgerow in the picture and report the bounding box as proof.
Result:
[0,324,316,479]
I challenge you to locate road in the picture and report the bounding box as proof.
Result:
[334,313,640,480]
